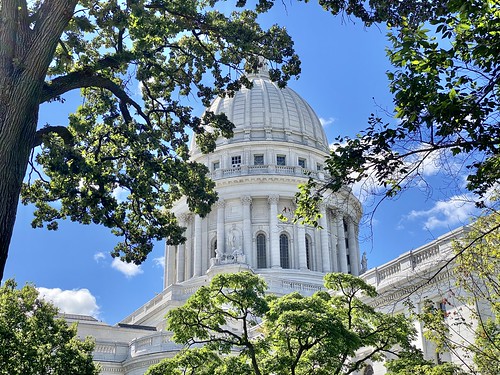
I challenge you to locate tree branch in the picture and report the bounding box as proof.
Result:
[32,125,73,148]
[41,71,149,125]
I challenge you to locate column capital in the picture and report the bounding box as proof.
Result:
[268,195,280,205]
[215,199,225,208]
[241,196,253,206]
[178,213,192,225]
[331,209,345,220]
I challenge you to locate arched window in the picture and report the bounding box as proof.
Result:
[256,234,267,268]
[305,235,312,270]
[280,233,290,269]
[363,365,374,375]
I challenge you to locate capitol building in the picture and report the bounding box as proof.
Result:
[71,65,478,374]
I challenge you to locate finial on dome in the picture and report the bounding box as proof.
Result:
[247,57,270,78]
[257,57,270,76]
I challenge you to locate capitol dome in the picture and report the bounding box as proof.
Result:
[164,64,362,290]
[191,67,329,155]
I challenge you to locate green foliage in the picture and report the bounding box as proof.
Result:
[297,0,500,223]
[19,0,302,266]
[0,280,99,375]
[386,349,466,375]
[402,204,500,375]
[453,206,500,375]
[149,271,417,375]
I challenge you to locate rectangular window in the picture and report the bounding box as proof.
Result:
[298,158,306,168]
[254,154,264,165]
[213,161,220,171]
[231,155,241,167]
[276,155,286,166]
[316,163,323,171]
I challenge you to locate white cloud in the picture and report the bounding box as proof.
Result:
[319,117,335,127]
[112,186,129,203]
[37,287,100,318]
[406,195,477,230]
[153,256,165,268]
[111,258,143,278]
[93,252,105,263]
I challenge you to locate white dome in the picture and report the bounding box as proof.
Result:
[192,70,329,153]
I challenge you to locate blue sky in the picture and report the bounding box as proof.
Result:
[4,2,479,324]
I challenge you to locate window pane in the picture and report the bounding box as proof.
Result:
[231,155,241,167]
[280,234,289,269]
[305,236,311,270]
[254,154,264,165]
[277,155,286,166]
[257,234,266,268]
[213,161,220,171]
[298,158,306,168]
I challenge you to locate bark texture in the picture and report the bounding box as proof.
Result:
[0,0,78,281]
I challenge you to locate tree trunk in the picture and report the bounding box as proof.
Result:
[0,0,79,281]
[0,78,41,281]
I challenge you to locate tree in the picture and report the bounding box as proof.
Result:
[295,0,500,224]
[0,0,452,281]
[0,0,306,281]
[0,279,99,375]
[396,202,500,375]
[385,349,466,375]
[147,271,417,375]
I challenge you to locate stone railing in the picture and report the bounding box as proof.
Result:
[130,332,181,357]
[280,280,324,293]
[93,342,129,362]
[362,226,467,288]
[210,164,324,181]
[121,279,211,324]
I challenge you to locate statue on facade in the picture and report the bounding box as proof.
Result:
[228,225,241,252]
[360,252,368,274]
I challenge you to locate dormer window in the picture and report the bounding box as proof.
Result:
[276,155,286,166]
[231,155,241,167]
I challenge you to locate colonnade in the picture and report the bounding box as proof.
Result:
[164,196,361,288]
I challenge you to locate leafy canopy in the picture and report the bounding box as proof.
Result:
[147,271,417,375]
[295,0,500,224]
[20,0,300,267]
[453,204,500,375]
[0,280,99,375]
[400,199,500,375]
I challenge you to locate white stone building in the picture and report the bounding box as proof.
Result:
[71,66,480,375]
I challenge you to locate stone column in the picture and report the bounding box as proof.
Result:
[297,224,307,270]
[176,243,185,283]
[336,212,348,273]
[164,244,176,288]
[184,214,193,279]
[193,215,203,276]
[347,218,360,276]
[216,200,225,256]
[319,204,331,273]
[268,195,280,268]
[241,196,252,266]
